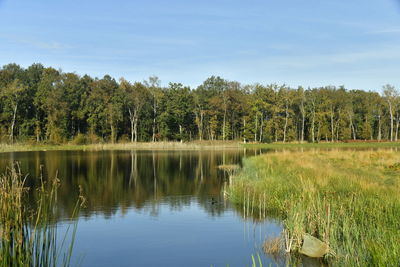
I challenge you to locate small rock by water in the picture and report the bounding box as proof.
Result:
[299,234,329,258]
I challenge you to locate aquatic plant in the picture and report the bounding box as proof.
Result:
[0,164,83,267]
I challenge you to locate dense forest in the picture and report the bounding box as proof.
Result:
[0,63,399,144]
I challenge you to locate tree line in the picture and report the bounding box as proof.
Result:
[1,63,399,144]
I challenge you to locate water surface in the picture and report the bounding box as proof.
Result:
[0,149,280,267]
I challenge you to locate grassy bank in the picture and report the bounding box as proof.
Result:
[1,140,400,154]
[242,141,400,150]
[230,150,400,266]
[0,141,242,153]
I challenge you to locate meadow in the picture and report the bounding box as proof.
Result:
[229,149,400,266]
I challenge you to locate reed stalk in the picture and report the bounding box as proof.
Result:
[0,164,82,267]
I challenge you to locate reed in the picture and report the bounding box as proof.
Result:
[0,140,242,153]
[230,150,400,266]
[0,164,83,267]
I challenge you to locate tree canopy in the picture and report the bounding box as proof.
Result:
[0,63,398,143]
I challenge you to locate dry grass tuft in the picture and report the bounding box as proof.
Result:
[263,236,283,258]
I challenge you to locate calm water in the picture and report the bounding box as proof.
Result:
[0,149,281,267]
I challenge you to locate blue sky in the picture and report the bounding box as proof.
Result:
[0,0,399,90]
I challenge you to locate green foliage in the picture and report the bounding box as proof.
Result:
[71,133,88,145]
[0,63,399,143]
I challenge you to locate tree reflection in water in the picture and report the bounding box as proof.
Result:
[0,149,257,222]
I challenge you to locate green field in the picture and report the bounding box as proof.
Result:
[229,149,400,266]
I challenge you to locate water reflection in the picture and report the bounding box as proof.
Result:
[0,149,281,267]
[0,150,264,221]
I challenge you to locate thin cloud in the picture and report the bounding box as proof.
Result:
[0,35,73,51]
[367,28,400,34]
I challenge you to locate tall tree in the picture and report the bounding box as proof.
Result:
[0,79,27,142]
[120,79,148,142]
[383,84,398,141]
[144,76,162,142]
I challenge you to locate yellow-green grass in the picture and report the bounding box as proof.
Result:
[1,141,400,154]
[230,150,400,266]
[243,141,400,150]
[0,141,242,153]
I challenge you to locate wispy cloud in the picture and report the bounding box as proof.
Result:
[254,45,400,69]
[0,34,73,51]
[367,28,400,34]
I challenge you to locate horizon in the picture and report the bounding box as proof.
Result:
[1,0,400,91]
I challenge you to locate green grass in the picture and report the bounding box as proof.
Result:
[230,149,400,266]
[242,141,400,149]
[0,164,83,266]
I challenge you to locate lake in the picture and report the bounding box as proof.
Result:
[0,149,281,267]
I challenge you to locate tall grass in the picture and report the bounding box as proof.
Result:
[0,164,83,267]
[0,140,242,153]
[242,141,400,150]
[230,150,400,266]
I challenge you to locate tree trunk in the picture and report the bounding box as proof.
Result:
[10,103,17,143]
[301,111,305,143]
[254,113,258,142]
[223,109,226,141]
[336,119,340,141]
[395,114,399,141]
[349,114,356,140]
[311,101,315,143]
[152,100,157,142]
[243,117,246,143]
[199,111,204,141]
[388,101,394,141]
[300,100,305,143]
[111,124,115,144]
[179,124,183,143]
[330,106,334,142]
[283,103,289,142]
[378,115,382,141]
[259,115,264,142]
[134,116,138,142]
[132,107,139,143]
[129,108,134,143]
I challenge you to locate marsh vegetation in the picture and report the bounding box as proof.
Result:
[230,149,400,266]
[0,164,82,267]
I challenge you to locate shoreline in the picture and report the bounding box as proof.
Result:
[1,140,399,153]
[0,141,243,153]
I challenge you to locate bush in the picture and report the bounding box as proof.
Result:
[71,133,88,145]
[118,134,130,143]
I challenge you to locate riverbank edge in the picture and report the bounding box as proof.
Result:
[1,141,400,153]
[0,141,243,153]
